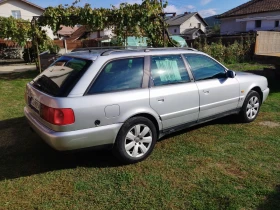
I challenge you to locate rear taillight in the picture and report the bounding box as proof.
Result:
[40,104,75,125]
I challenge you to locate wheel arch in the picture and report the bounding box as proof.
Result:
[251,86,263,104]
[129,113,160,137]
[116,112,162,142]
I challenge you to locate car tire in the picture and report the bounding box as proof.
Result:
[239,90,261,123]
[113,117,157,164]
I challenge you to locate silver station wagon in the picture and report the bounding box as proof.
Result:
[24,48,269,163]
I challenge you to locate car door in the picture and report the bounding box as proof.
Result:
[85,57,151,128]
[184,54,240,120]
[149,54,199,129]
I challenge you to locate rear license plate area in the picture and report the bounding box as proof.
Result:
[29,97,40,113]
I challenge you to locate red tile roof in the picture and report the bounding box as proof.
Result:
[219,0,280,18]
[67,26,89,41]
[57,26,79,36]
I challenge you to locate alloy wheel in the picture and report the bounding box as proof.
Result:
[124,124,153,158]
[246,96,260,120]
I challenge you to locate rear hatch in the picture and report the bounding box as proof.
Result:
[25,56,92,131]
[31,56,92,97]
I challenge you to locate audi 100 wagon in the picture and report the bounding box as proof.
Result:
[24,48,269,163]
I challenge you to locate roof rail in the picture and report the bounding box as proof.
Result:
[99,47,198,56]
[143,47,198,52]
[71,46,125,52]
[100,48,145,56]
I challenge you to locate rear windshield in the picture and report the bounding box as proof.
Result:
[31,56,92,97]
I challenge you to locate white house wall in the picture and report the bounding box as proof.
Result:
[221,11,280,35]
[42,26,55,40]
[89,28,114,39]
[180,15,206,33]
[0,0,55,40]
[0,0,42,20]
[167,26,180,35]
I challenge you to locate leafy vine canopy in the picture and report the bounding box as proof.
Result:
[39,0,168,47]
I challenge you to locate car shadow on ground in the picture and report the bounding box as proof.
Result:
[159,114,241,142]
[257,185,280,210]
[0,114,243,181]
[0,116,122,181]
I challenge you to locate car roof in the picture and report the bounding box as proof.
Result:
[66,48,203,61]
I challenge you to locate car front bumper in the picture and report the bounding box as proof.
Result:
[24,107,122,151]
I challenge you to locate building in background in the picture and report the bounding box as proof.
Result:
[57,26,80,40]
[219,0,280,35]
[0,0,54,39]
[166,12,208,40]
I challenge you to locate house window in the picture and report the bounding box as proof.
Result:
[12,10,21,19]
[275,20,280,27]
[174,29,177,33]
[190,23,192,27]
[255,20,262,28]
[198,23,201,29]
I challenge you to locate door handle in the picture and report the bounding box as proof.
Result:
[158,98,165,102]
[203,90,210,94]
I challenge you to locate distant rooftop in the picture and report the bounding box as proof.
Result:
[0,0,45,11]
[219,0,280,18]
[166,12,196,26]
[57,26,79,36]
[166,12,208,27]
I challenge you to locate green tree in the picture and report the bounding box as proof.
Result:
[0,17,31,47]
[39,0,169,47]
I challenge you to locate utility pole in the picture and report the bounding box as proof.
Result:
[159,1,176,47]
[160,0,165,47]
[31,17,41,73]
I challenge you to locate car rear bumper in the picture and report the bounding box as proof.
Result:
[24,107,122,151]
[262,88,270,103]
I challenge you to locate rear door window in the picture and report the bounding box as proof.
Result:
[87,57,144,94]
[150,55,190,86]
[32,56,92,96]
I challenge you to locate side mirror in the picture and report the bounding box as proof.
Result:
[227,70,236,78]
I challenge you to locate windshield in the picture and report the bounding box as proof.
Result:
[31,56,92,97]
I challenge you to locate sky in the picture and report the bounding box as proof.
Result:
[32,0,250,17]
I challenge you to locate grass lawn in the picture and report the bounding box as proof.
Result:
[226,62,275,71]
[0,65,280,209]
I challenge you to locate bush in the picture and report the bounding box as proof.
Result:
[48,44,60,54]
[193,35,255,64]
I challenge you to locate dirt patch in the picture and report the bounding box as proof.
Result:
[259,121,280,128]
[215,163,248,179]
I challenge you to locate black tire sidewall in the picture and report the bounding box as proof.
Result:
[241,90,261,123]
[113,117,157,164]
